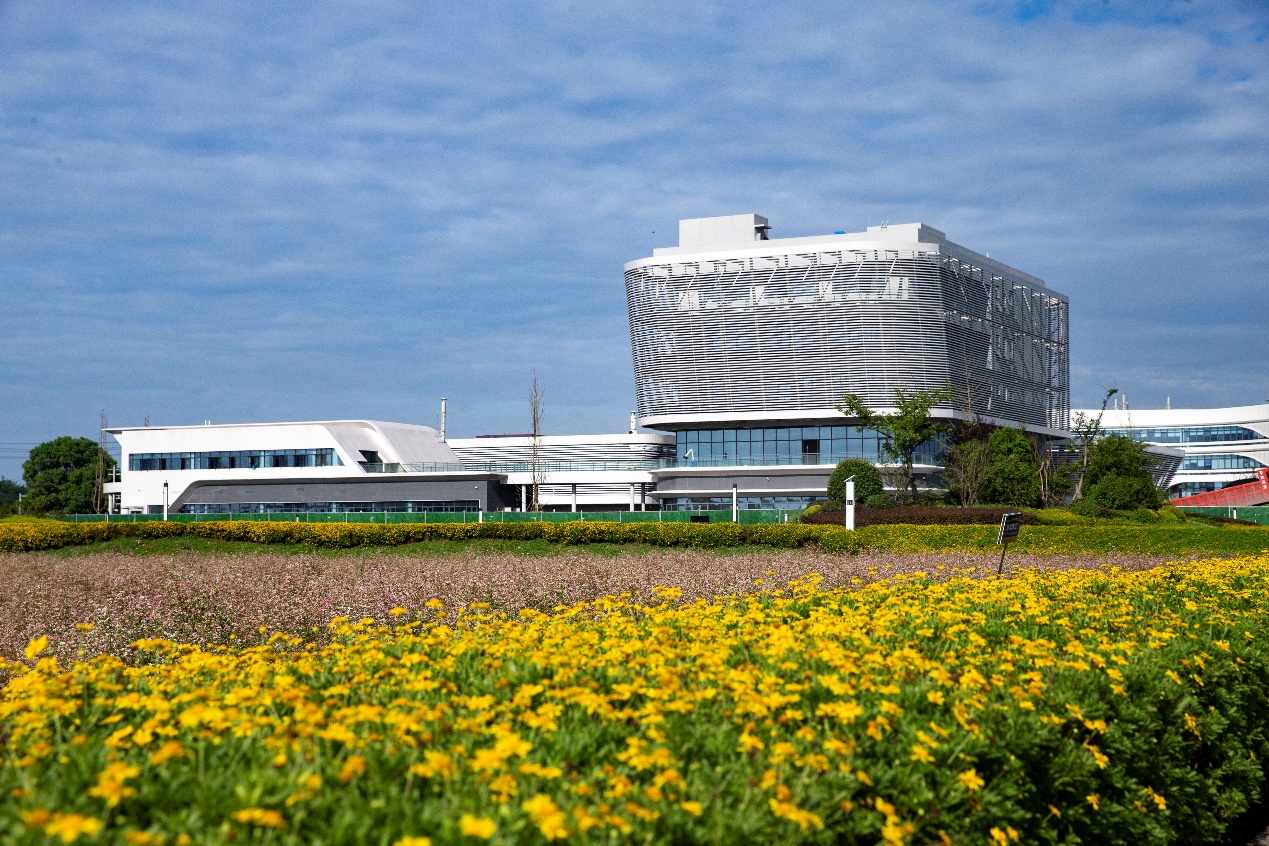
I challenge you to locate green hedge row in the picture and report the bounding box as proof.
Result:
[3,518,1267,556]
[0,518,862,554]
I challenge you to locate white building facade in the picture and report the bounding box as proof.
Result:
[627,214,1071,510]
[104,421,672,515]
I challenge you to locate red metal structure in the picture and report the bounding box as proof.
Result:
[1169,468,1269,508]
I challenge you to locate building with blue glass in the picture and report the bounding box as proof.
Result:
[1076,402,1269,499]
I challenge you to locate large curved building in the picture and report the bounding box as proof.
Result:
[625,214,1070,435]
[626,214,1071,509]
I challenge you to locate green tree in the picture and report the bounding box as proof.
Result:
[982,427,1042,507]
[0,477,25,505]
[22,437,115,514]
[1082,433,1164,510]
[827,458,883,505]
[837,386,955,504]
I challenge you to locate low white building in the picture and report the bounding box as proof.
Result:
[1073,402,1269,499]
[103,421,674,514]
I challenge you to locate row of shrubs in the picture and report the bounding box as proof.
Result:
[0,518,861,555]
[2,517,1267,557]
[803,504,1042,526]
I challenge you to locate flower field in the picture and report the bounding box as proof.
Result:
[5,555,1269,844]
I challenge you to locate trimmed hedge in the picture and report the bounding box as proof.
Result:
[2,518,1267,557]
[0,518,832,553]
[805,505,1041,526]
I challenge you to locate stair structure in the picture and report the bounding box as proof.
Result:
[1170,468,1269,508]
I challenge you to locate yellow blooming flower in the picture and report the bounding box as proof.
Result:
[392,838,432,846]
[957,768,984,793]
[43,813,103,843]
[338,755,367,783]
[24,635,48,660]
[522,794,570,840]
[459,815,496,838]
[232,808,286,828]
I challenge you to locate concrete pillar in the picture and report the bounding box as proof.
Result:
[571,484,577,513]
[521,484,528,513]
[629,484,636,512]
[731,484,738,523]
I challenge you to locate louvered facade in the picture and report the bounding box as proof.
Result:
[625,219,1069,435]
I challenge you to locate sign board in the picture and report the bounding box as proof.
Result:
[997,512,1023,545]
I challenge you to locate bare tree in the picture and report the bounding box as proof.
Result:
[529,371,545,513]
[943,439,991,506]
[93,410,108,514]
[1071,388,1118,499]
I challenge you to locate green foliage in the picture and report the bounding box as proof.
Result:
[5,517,1268,558]
[865,493,895,509]
[22,437,115,515]
[1083,434,1164,510]
[836,385,955,503]
[982,427,1042,507]
[0,478,25,505]
[802,504,823,517]
[827,458,883,504]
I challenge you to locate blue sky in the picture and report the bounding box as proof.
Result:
[2,0,1267,480]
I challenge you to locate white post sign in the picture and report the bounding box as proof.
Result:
[844,477,856,531]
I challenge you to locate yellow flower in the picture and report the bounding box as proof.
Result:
[338,755,367,783]
[124,832,166,845]
[1086,793,1100,811]
[43,813,103,843]
[389,607,408,616]
[392,838,432,846]
[957,768,984,793]
[459,815,496,838]
[75,623,95,631]
[150,741,186,767]
[232,808,286,828]
[24,635,48,660]
[680,801,703,816]
[522,794,570,840]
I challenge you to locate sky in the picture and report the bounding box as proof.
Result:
[2,0,1267,481]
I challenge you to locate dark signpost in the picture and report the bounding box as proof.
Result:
[997,512,1023,575]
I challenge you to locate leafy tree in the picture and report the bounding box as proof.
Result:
[982,427,1042,507]
[1082,433,1164,510]
[22,437,115,515]
[837,386,955,504]
[0,478,25,505]
[827,459,883,505]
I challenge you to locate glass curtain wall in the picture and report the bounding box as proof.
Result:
[676,426,945,466]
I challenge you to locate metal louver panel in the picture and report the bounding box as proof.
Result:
[625,247,1069,431]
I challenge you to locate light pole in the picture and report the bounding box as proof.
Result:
[162,482,169,522]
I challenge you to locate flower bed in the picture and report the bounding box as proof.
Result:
[4,557,1269,844]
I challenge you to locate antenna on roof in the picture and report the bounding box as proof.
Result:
[440,398,448,441]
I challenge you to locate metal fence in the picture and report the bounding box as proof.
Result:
[60,510,804,526]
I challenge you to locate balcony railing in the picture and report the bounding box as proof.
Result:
[359,453,937,475]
